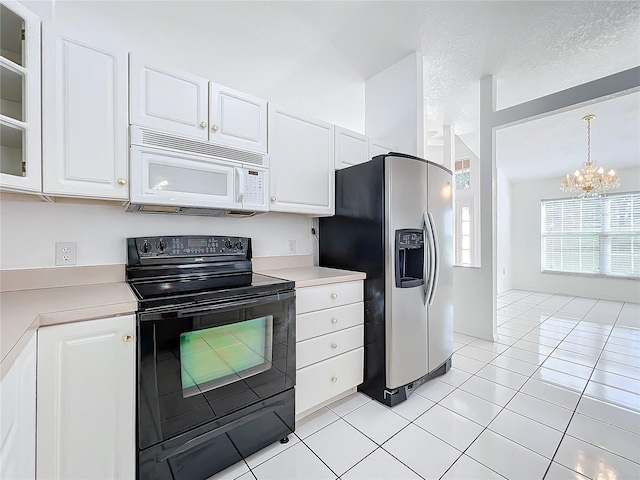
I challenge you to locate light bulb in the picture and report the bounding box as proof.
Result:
[609,169,616,176]
[597,167,604,174]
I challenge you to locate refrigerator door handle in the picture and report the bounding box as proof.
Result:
[427,211,439,305]
[422,212,429,302]
[423,211,436,305]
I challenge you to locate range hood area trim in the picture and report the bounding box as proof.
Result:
[125,203,265,218]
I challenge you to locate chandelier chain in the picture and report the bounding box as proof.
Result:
[587,116,591,164]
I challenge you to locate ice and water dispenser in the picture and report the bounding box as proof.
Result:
[395,229,425,288]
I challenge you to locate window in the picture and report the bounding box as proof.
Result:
[454,158,470,190]
[455,197,476,267]
[541,193,640,277]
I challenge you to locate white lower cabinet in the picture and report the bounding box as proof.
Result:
[295,281,364,417]
[0,334,37,480]
[37,315,136,480]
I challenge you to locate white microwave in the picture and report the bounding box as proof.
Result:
[127,144,269,217]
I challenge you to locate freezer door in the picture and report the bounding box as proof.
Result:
[385,155,429,389]
[427,165,454,371]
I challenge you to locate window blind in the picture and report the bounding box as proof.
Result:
[541,193,640,277]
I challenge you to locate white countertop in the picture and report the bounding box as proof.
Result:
[1,265,138,371]
[257,266,365,288]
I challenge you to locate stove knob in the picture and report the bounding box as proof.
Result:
[236,241,243,250]
[157,241,166,252]
[140,241,151,253]
[225,240,233,249]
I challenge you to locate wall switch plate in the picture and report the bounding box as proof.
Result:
[56,242,77,265]
[288,240,296,254]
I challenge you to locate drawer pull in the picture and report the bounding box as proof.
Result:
[331,343,338,349]
[331,293,337,299]
[331,376,338,383]
[331,318,338,324]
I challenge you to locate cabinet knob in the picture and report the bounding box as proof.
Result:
[331,343,338,349]
[123,333,134,342]
[200,121,208,129]
[331,376,338,383]
[331,318,338,324]
[212,124,219,132]
[331,293,337,299]
[271,197,277,202]
[118,178,127,185]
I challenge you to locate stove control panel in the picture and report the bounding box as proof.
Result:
[130,235,250,258]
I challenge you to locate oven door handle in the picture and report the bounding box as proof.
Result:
[175,291,295,317]
[156,400,285,463]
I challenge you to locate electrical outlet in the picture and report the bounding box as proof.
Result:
[56,242,77,265]
[288,239,296,254]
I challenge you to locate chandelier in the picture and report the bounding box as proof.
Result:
[561,114,620,197]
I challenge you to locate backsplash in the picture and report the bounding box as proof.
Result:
[0,196,312,269]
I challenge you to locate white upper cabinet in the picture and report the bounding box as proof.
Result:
[368,138,395,159]
[335,126,368,170]
[0,0,41,193]
[42,26,129,199]
[130,57,209,139]
[268,105,334,216]
[130,58,268,153]
[210,83,267,153]
[37,315,136,480]
[0,334,37,480]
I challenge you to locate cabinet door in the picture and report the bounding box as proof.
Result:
[130,56,208,139]
[0,334,36,480]
[37,315,136,480]
[42,26,128,199]
[335,126,368,170]
[368,138,395,159]
[0,0,41,193]
[209,83,267,153]
[268,105,334,215]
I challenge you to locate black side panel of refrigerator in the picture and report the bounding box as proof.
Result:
[319,156,387,403]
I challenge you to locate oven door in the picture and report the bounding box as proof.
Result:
[138,290,295,451]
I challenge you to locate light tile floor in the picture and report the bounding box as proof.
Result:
[211,290,640,479]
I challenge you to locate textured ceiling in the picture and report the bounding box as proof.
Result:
[496,92,640,183]
[44,0,640,180]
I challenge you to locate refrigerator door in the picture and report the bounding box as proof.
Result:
[426,164,454,371]
[385,155,429,389]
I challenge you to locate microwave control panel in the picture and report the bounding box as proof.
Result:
[129,235,250,258]
[244,169,265,206]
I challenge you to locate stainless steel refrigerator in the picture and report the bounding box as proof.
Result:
[319,153,453,406]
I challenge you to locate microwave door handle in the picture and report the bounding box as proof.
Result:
[234,167,245,203]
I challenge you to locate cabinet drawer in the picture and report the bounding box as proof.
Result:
[297,302,364,341]
[296,281,363,314]
[296,347,364,415]
[297,325,363,369]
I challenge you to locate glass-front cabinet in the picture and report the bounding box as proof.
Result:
[0,1,41,192]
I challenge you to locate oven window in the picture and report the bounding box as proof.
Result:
[179,316,273,398]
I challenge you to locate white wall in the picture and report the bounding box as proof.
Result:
[0,195,312,269]
[511,166,640,302]
[365,52,424,156]
[1,1,368,270]
[496,169,512,294]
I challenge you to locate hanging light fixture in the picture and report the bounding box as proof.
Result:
[561,114,620,197]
